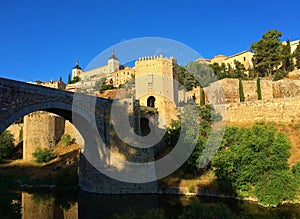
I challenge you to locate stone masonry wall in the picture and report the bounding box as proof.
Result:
[23,111,65,161]
[7,123,23,146]
[223,96,300,123]
[22,111,83,161]
[205,78,300,104]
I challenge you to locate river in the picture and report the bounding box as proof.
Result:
[1,189,300,218]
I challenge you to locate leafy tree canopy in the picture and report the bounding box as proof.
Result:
[0,130,14,160]
[212,123,298,206]
[250,30,282,77]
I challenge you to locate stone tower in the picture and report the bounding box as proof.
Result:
[72,59,83,79]
[107,49,120,73]
[135,55,178,127]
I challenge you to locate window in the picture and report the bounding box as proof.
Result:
[147,96,156,108]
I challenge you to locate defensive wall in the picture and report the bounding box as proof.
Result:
[204,78,300,123]
[224,96,300,123]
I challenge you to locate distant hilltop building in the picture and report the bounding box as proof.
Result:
[72,49,120,81]
[200,39,300,70]
[29,78,66,90]
[67,50,134,92]
[198,51,254,70]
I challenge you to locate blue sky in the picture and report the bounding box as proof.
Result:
[0,0,299,82]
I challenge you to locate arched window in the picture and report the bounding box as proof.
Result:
[147,96,155,108]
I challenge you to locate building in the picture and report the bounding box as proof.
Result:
[134,55,178,127]
[41,79,66,90]
[208,51,254,70]
[67,50,125,93]
[30,79,66,90]
[107,66,135,87]
[75,50,120,82]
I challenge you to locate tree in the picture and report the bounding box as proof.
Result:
[165,104,221,175]
[67,73,71,84]
[186,61,215,88]
[233,60,246,78]
[71,76,80,84]
[239,79,245,102]
[176,64,198,91]
[227,64,234,77]
[281,39,294,73]
[293,41,300,69]
[250,30,282,77]
[212,124,297,206]
[257,77,262,100]
[177,65,187,90]
[200,88,205,106]
[35,80,42,85]
[0,130,14,160]
[94,77,106,90]
[255,170,298,206]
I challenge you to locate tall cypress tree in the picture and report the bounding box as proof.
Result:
[281,39,294,73]
[257,77,262,100]
[200,88,205,105]
[294,42,300,69]
[239,78,245,102]
[67,73,71,84]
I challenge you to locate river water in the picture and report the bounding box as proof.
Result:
[2,190,300,218]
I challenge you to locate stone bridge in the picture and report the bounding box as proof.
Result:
[0,77,157,194]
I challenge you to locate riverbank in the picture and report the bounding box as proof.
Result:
[2,123,300,208]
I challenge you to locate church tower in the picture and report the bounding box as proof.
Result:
[107,49,120,73]
[72,59,83,79]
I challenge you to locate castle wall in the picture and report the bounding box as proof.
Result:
[242,80,257,102]
[223,96,300,123]
[204,78,300,104]
[213,78,240,103]
[272,80,300,98]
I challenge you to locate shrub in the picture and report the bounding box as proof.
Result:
[99,84,114,93]
[189,186,196,193]
[255,170,298,206]
[32,147,55,163]
[60,134,73,147]
[292,162,300,179]
[0,130,14,160]
[212,124,296,205]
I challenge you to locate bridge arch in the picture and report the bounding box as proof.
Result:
[1,102,73,133]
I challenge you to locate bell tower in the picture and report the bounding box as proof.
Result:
[107,49,120,73]
[72,59,83,79]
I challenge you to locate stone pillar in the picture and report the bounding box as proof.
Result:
[23,111,65,161]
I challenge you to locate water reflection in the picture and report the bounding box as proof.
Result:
[14,191,300,218]
[21,192,77,219]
